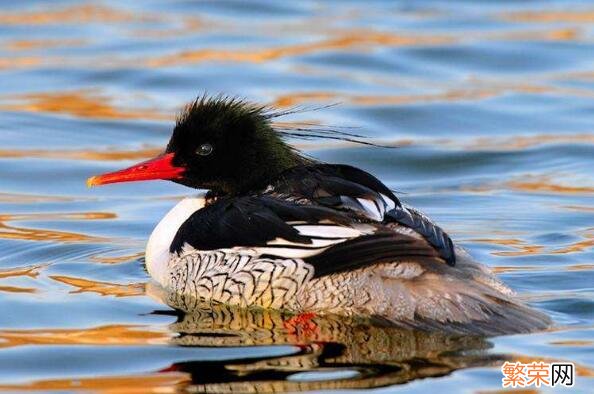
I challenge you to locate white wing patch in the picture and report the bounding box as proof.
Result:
[356,198,383,221]
[164,206,381,264]
[380,193,397,211]
[267,237,344,248]
[327,194,397,222]
[253,223,372,259]
[173,221,373,261]
[248,247,329,259]
[293,224,363,239]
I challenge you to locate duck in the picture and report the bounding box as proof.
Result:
[88,96,550,335]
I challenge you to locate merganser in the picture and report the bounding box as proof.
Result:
[88,96,550,335]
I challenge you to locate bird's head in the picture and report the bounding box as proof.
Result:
[87,96,307,195]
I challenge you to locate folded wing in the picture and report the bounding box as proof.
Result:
[170,195,443,278]
[270,164,456,265]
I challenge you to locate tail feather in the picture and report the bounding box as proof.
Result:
[367,248,551,336]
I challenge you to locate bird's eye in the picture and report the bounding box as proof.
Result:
[196,143,213,156]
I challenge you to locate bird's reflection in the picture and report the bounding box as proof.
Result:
[148,283,503,392]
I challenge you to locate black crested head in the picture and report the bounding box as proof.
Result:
[166,96,308,195]
[86,94,385,193]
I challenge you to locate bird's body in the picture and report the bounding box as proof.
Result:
[89,96,550,335]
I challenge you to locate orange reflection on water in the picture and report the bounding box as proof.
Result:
[493,27,581,42]
[491,265,543,274]
[0,373,189,394]
[0,193,77,203]
[551,229,594,255]
[474,230,594,257]
[271,80,594,110]
[147,31,451,67]
[0,57,41,70]
[0,147,161,161]
[0,285,36,294]
[0,91,169,121]
[0,5,141,25]
[0,265,45,294]
[51,275,145,297]
[272,88,501,108]
[507,176,594,194]
[0,325,168,349]
[0,212,113,243]
[0,264,44,279]
[6,39,86,51]
[472,237,545,256]
[90,252,145,265]
[550,340,593,346]
[0,212,115,222]
[0,222,104,243]
[565,263,594,271]
[504,10,594,23]
[459,173,594,197]
[464,133,594,151]
[477,389,538,394]
[563,205,594,212]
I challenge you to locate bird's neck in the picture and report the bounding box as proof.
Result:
[214,153,312,197]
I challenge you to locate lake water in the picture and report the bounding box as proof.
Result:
[0,1,593,392]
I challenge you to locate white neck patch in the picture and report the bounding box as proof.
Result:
[145,195,205,286]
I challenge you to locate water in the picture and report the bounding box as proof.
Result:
[0,1,593,392]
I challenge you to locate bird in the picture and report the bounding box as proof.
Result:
[87,96,550,335]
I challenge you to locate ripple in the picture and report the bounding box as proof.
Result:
[0,285,36,294]
[504,10,594,23]
[0,147,161,161]
[507,175,594,195]
[0,222,105,243]
[89,252,145,265]
[0,57,41,70]
[0,212,114,244]
[0,192,81,204]
[0,4,144,25]
[5,39,87,51]
[472,237,544,257]
[0,264,45,279]
[0,325,168,349]
[50,275,145,298]
[147,30,452,67]
[0,91,168,121]
[0,373,189,393]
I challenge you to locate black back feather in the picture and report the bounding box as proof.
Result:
[169,196,350,254]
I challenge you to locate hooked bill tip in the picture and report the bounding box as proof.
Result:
[86,176,99,188]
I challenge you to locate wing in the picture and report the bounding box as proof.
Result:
[270,164,456,265]
[305,229,441,278]
[385,206,456,266]
[170,195,443,278]
[271,164,399,221]
[170,195,359,256]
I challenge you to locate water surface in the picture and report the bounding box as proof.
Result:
[0,1,593,392]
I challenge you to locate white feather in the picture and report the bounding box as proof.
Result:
[250,246,330,258]
[146,195,206,285]
[267,237,346,248]
[357,198,383,221]
[293,224,363,238]
[380,193,396,211]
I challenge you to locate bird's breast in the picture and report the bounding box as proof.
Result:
[146,195,206,285]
